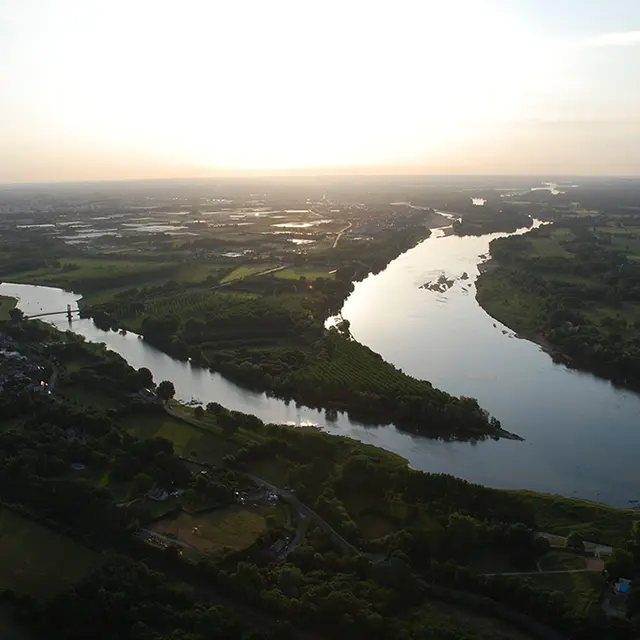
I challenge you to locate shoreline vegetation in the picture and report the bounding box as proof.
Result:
[7,217,513,442]
[0,315,636,638]
[476,216,640,391]
[4,179,640,637]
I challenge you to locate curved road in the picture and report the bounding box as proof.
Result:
[332,222,352,248]
[246,473,365,557]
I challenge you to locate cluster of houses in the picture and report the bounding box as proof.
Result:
[146,486,185,501]
[0,333,49,395]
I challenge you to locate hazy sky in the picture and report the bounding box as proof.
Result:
[1,0,639,182]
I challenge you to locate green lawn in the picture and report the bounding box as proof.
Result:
[515,491,638,546]
[475,269,543,336]
[291,333,436,397]
[468,549,534,574]
[0,295,17,320]
[526,571,603,616]
[120,410,242,463]
[152,507,266,554]
[399,598,536,640]
[0,507,100,598]
[173,262,227,284]
[57,382,121,411]
[221,264,276,283]
[538,551,586,571]
[352,512,403,540]
[528,234,573,258]
[341,483,440,541]
[246,457,291,487]
[274,268,335,280]
[8,257,174,287]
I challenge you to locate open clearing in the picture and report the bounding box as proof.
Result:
[526,571,603,616]
[0,507,100,598]
[274,267,335,280]
[403,598,536,640]
[121,410,242,463]
[152,507,266,554]
[58,382,121,411]
[538,551,586,571]
[515,491,637,546]
[221,264,276,283]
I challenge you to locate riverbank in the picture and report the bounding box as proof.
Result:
[2,313,634,639]
[475,247,640,393]
[62,223,509,442]
[5,215,640,507]
[475,264,564,360]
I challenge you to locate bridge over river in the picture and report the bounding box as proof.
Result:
[26,305,80,320]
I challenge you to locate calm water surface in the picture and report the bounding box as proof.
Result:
[3,224,640,506]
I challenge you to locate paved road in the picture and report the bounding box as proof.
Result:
[332,222,352,248]
[139,528,188,551]
[484,568,594,577]
[212,264,291,290]
[275,515,308,564]
[535,531,613,555]
[245,474,387,562]
[252,264,290,277]
[246,473,361,556]
[175,448,382,561]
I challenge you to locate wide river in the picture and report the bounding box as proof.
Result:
[3,223,640,507]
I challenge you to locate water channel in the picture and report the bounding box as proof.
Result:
[2,222,640,507]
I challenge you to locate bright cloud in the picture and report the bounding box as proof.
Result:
[589,31,640,46]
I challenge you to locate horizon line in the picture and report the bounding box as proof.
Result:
[2,171,640,188]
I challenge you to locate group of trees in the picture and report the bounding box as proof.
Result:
[481,220,640,384]
[1,314,636,639]
[453,206,533,236]
[74,216,499,440]
[8,556,288,639]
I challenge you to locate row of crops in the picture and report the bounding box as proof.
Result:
[293,335,432,397]
[102,290,257,321]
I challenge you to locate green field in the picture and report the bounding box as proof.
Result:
[526,571,603,616]
[399,598,536,640]
[8,256,174,286]
[246,457,291,487]
[5,256,231,308]
[538,551,586,571]
[111,289,259,329]
[57,382,122,411]
[477,219,640,392]
[476,267,544,336]
[515,491,638,546]
[152,507,266,554]
[291,333,435,397]
[0,295,17,320]
[528,231,573,258]
[221,264,276,283]
[0,507,100,598]
[274,267,335,280]
[121,409,243,463]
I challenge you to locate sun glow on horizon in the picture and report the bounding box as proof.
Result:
[23,0,559,174]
